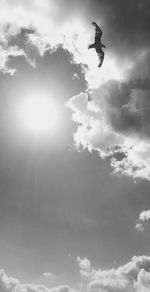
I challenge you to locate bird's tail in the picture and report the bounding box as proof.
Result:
[88,43,95,49]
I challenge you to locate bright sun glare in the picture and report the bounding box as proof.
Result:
[21,96,58,134]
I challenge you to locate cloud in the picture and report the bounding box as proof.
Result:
[0,1,90,72]
[0,268,75,292]
[0,0,58,73]
[0,269,20,292]
[135,223,144,232]
[135,210,150,231]
[139,211,150,221]
[3,254,150,292]
[77,257,92,271]
[77,257,92,278]
[43,272,56,279]
[50,285,72,292]
[0,37,26,74]
[67,79,150,180]
[77,255,150,292]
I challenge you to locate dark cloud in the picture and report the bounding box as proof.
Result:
[83,80,150,141]
[130,78,150,90]
[103,81,140,134]
[101,81,150,139]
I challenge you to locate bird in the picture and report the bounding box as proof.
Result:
[88,22,106,67]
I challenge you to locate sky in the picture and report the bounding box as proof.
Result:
[1,0,150,292]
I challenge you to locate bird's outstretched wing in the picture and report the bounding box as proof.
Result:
[97,50,104,67]
[91,22,102,44]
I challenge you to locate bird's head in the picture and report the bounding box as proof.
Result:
[91,21,97,27]
[102,44,107,49]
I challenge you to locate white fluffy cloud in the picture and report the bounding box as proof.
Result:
[67,81,150,181]
[0,0,56,73]
[135,210,150,231]
[2,254,150,292]
[77,257,92,278]
[139,211,150,221]
[77,255,150,292]
[0,268,75,292]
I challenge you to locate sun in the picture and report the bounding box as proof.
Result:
[20,95,58,134]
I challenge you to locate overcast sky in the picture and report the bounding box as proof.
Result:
[1,1,150,292]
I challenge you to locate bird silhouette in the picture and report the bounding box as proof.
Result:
[88,22,106,67]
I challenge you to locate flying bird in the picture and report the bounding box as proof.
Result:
[88,22,106,67]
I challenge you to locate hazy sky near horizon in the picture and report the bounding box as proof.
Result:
[1,1,150,292]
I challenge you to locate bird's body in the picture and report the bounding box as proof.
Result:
[88,22,106,67]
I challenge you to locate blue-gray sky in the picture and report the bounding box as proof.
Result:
[0,1,150,292]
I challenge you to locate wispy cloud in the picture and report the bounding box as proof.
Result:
[43,272,56,279]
